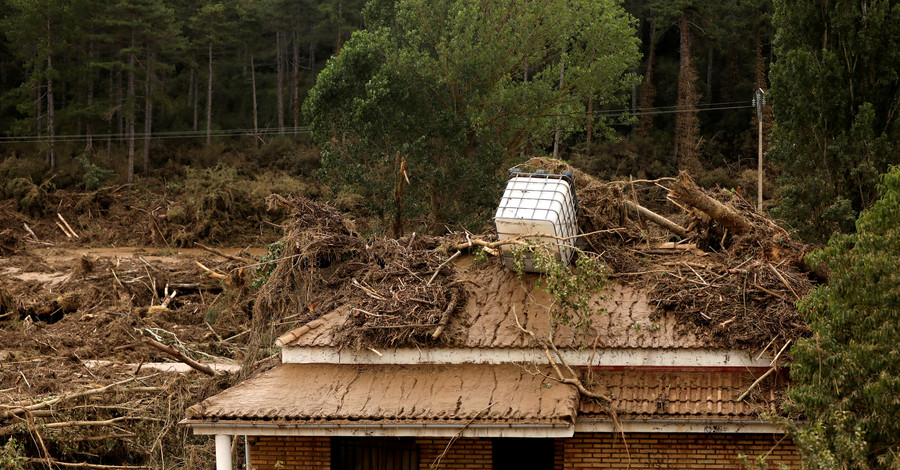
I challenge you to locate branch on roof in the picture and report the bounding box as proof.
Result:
[512,311,610,403]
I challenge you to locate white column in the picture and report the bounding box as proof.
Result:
[215,434,232,470]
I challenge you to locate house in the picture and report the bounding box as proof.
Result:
[183,259,802,469]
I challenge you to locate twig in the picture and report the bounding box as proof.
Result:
[58,213,80,238]
[429,404,492,470]
[513,311,611,402]
[755,335,780,362]
[753,283,790,302]
[25,459,149,469]
[22,222,39,241]
[57,220,73,238]
[767,264,800,300]
[1,374,159,420]
[770,340,792,366]
[351,278,388,301]
[737,367,776,401]
[428,250,461,286]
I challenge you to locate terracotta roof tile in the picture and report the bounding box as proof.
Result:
[578,369,786,420]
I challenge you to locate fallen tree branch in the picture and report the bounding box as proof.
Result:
[670,171,751,235]
[1,375,158,420]
[622,200,689,238]
[58,213,80,238]
[25,459,149,469]
[195,242,253,265]
[767,264,800,300]
[737,367,776,401]
[141,338,216,376]
[513,311,611,402]
[428,250,461,286]
[194,261,229,280]
[431,291,459,340]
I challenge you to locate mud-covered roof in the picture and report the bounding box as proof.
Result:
[278,264,704,350]
[185,363,579,424]
[579,369,786,420]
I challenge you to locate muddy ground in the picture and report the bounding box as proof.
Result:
[1,188,281,467]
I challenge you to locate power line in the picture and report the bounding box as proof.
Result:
[0,127,312,144]
[0,99,758,144]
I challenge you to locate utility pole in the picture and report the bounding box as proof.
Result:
[752,88,766,211]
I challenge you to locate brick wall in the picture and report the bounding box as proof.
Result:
[247,433,801,470]
[248,436,330,470]
[416,438,492,470]
[564,433,801,470]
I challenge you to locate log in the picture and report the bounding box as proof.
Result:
[141,337,216,376]
[670,171,751,235]
[622,200,689,238]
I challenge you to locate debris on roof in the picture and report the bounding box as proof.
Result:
[256,160,815,354]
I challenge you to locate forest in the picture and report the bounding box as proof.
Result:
[1,0,899,468]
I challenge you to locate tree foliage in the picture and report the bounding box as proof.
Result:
[768,0,900,242]
[304,0,640,234]
[788,164,900,468]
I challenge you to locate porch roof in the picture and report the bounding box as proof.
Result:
[185,363,578,426]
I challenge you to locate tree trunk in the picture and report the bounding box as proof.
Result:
[126,33,136,184]
[86,40,94,153]
[107,69,113,155]
[116,69,123,137]
[586,97,593,151]
[675,12,701,174]
[206,41,213,144]
[276,30,285,132]
[635,23,657,137]
[671,171,751,235]
[143,52,154,175]
[753,24,770,147]
[190,65,198,131]
[552,58,565,159]
[34,72,42,136]
[292,27,300,133]
[336,0,343,53]
[706,44,713,103]
[250,51,259,146]
[46,46,56,173]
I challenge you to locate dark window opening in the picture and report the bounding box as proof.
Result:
[331,437,418,470]
[493,438,555,470]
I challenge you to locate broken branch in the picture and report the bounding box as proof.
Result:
[622,200,689,238]
[195,242,253,265]
[141,337,216,376]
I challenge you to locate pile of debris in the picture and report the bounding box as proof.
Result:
[257,159,815,354]
[252,195,462,351]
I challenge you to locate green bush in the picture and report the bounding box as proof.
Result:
[4,177,46,217]
[77,155,118,190]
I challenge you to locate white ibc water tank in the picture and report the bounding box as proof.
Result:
[494,169,578,273]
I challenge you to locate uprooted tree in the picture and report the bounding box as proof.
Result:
[303,0,640,235]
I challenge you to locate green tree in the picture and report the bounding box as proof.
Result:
[305,0,640,235]
[788,164,900,468]
[768,0,900,242]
